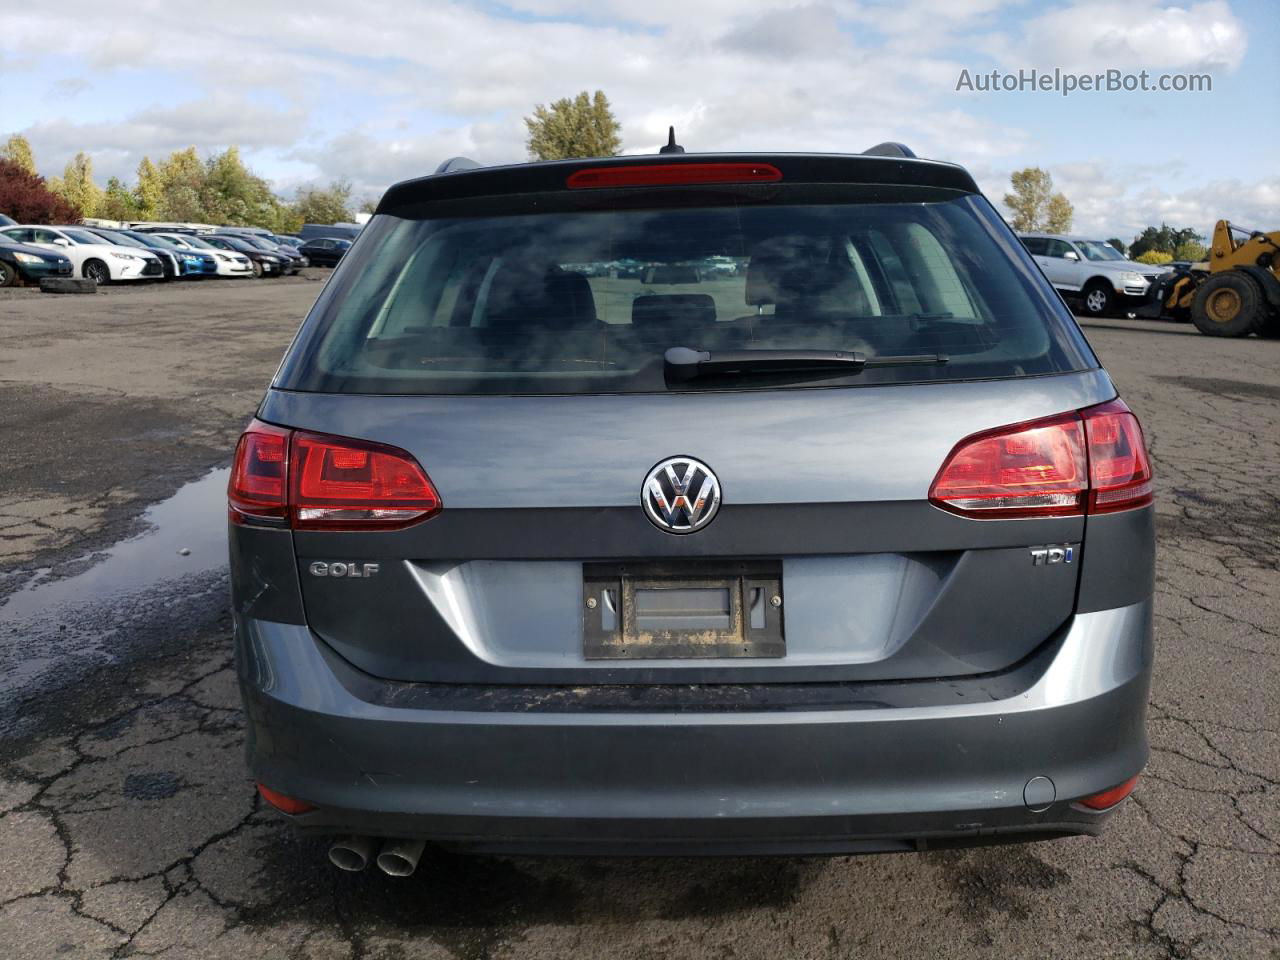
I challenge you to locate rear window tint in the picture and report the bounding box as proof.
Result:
[277,195,1095,395]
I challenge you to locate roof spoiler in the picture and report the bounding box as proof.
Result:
[433,143,917,175]
[861,142,917,159]
[381,146,980,210]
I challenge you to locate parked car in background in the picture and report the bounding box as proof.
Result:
[1019,234,1168,317]
[0,225,163,284]
[85,228,180,280]
[642,263,701,284]
[607,257,645,279]
[129,222,213,235]
[198,234,288,278]
[266,236,309,270]
[0,238,74,286]
[299,237,351,267]
[215,226,273,238]
[152,233,253,277]
[231,148,1153,867]
[217,232,305,273]
[700,255,741,278]
[0,213,16,227]
[298,222,361,242]
[117,231,218,278]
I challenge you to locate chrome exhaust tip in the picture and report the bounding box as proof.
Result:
[328,836,376,872]
[376,838,427,877]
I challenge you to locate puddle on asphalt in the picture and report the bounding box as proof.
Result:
[0,468,231,726]
[1,468,230,622]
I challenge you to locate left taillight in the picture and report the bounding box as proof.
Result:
[228,420,442,530]
[290,430,441,530]
[228,419,290,523]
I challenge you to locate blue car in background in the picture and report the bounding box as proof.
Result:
[124,231,217,277]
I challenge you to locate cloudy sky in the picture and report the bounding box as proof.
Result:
[3,0,1276,240]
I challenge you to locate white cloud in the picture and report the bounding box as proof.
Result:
[495,0,746,27]
[840,0,1021,46]
[978,161,1279,243]
[48,77,90,98]
[1,0,1027,179]
[291,124,524,197]
[19,96,308,182]
[0,0,1268,242]
[719,4,845,58]
[991,0,1246,72]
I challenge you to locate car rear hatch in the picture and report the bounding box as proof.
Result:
[249,153,1120,686]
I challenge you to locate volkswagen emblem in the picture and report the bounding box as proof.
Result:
[642,457,721,534]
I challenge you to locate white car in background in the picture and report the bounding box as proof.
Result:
[151,232,253,277]
[0,225,163,284]
[1019,233,1170,317]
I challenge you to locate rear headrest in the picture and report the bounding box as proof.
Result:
[773,262,870,318]
[483,264,597,328]
[631,294,716,330]
[744,236,827,305]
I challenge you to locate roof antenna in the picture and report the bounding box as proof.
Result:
[659,126,685,154]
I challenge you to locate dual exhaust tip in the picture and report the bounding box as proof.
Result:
[328,836,426,877]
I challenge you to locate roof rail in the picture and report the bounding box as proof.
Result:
[861,142,917,159]
[435,156,482,174]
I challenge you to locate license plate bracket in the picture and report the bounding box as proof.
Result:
[582,560,784,660]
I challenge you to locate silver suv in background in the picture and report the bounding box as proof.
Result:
[231,145,1155,873]
[1020,233,1167,317]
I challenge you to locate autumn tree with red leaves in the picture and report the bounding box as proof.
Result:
[0,158,79,224]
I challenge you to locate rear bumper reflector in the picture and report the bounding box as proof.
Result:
[1077,774,1140,810]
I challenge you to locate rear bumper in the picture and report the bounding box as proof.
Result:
[237,600,1152,855]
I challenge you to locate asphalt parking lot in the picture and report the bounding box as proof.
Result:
[0,276,1276,959]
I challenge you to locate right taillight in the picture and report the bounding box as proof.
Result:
[228,420,442,530]
[1081,399,1153,513]
[929,399,1152,518]
[929,412,1088,518]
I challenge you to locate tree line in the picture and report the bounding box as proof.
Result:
[0,134,357,230]
[1001,166,1208,263]
[1,93,1214,265]
[0,90,625,230]
[1119,225,1207,264]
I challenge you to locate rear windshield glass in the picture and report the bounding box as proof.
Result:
[277,194,1095,395]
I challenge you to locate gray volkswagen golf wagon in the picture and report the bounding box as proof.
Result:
[229,143,1154,875]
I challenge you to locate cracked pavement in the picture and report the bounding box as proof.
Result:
[0,283,1276,959]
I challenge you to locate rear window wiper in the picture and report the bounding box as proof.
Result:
[663,346,948,383]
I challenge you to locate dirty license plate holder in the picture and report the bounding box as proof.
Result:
[582,560,784,660]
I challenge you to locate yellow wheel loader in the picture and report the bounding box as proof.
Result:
[1136,220,1280,337]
